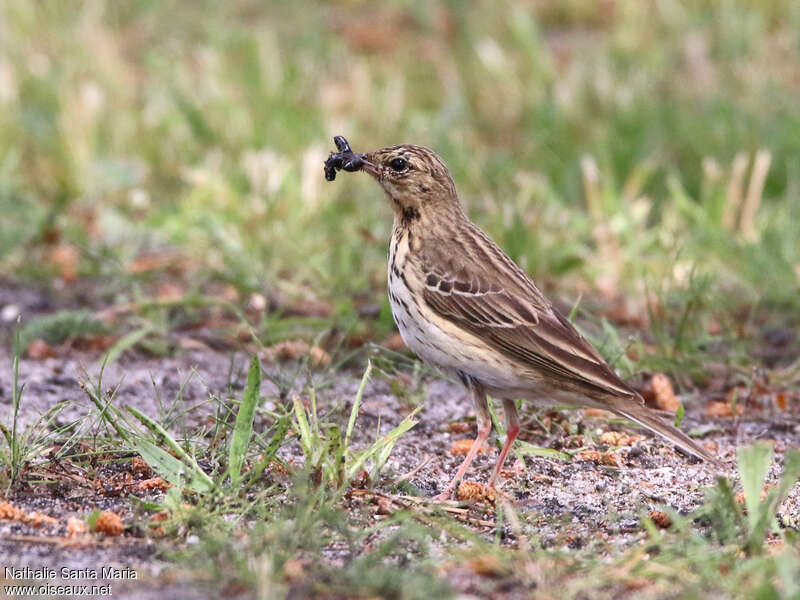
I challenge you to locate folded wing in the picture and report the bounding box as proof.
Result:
[419,225,635,398]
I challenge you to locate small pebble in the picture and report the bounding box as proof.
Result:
[1,304,20,322]
[628,444,644,458]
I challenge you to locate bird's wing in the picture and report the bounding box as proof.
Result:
[419,226,635,398]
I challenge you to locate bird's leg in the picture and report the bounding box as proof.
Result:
[488,398,520,488]
[434,381,491,501]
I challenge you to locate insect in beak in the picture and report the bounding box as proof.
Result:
[324,136,374,181]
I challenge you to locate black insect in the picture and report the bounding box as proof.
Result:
[324,135,364,181]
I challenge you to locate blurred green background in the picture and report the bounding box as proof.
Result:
[1,0,798,345]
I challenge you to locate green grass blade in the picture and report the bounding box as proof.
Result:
[81,356,133,443]
[292,396,314,459]
[0,424,12,450]
[514,440,571,462]
[772,449,800,508]
[126,405,215,491]
[673,403,685,428]
[227,356,261,487]
[749,448,800,548]
[346,405,421,481]
[738,442,773,535]
[345,361,372,450]
[246,415,291,488]
[133,438,213,493]
[102,325,153,367]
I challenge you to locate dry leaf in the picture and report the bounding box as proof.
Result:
[583,408,615,419]
[51,244,79,283]
[601,452,623,467]
[0,501,58,528]
[465,555,503,577]
[287,298,335,318]
[125,251,186,274]
[447,421,472,434]
[0,502,24,520]
[600,431,643,446]
[622,577,652,591]
[67,516,86,537]
[265,340,309,362]
[651,373,681,412]
[352,469,369,489]
[309,345,331,368]
[707,318,722,336]
[380,332,406,352]
[649,510,671,528]
[450,439,492,456]
[705,400,744,418]
[282,558,306,581]
[26,512,58,528]
[133,477,171,493]
[575,449,622,467]
[376,498,393,515]
[456,481,496,504]
[575,449,602,462]
[335,13,406,53]
[26,339,55,360]
[157,281,185,301]
[131,456,152,476]
[95,511,124,536]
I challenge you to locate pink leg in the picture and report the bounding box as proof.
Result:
[488,399,520,488]
[434,380,491,501]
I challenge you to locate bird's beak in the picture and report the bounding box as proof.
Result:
[359,154,379,177]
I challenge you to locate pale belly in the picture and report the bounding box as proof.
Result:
[387,227,523,391]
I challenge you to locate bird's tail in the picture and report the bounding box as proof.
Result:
[611,400,723,469]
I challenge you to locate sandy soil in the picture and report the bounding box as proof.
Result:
[0,281,798,598]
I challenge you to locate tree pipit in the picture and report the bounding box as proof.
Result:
[324,136,720,500]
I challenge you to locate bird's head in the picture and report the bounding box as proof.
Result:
[325,138,460,220]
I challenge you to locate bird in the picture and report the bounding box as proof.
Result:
[324,136,720,500]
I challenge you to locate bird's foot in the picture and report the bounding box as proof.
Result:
[432,490,455,502]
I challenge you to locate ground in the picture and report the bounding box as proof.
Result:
[2,3,800,595]
[1,284,798,599]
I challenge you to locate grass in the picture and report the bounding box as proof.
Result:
[1,0,799,598]
[1,1,799,302]
[0,332,79,490]
[1,0,797,386]
[1,330,797,597]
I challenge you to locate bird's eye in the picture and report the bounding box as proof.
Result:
[388,157,407,172]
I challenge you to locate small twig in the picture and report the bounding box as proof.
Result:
[2,535,140,548]
[499,498,529,553]
[349,489,498,528]
[392,454,433,485]
[740,149,771,241]
[722,152,748,229]
[580,154,601,220]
